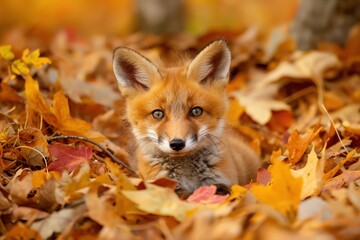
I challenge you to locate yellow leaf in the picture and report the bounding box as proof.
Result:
[291,147,324,199]
[250,159,302,221]
[122,183,197,221]
[53,90,92,136]
[227,184,248,202]
[11,59,30,76]
[25,76,58,127]
[0,45,15,61]
[22,48,51,68]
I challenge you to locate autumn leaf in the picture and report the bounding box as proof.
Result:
[11,59,30,76]
[250,159,303,221]
[22,48,51,68]
[291,147,324,199]
[187,185,229,204]
[0,44,15,61]
[52,90,92,136]
[25,75,58,126]
[122,183,197,221]
[5,223,42,240]
[48,143,92,172]
[25,76,93,137]
[285,128,321,164]
[0,83,23,103]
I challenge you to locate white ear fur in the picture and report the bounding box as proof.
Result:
[113,47,161,91]
[186,39,231,85]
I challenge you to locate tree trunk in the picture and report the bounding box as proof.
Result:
[291,0,360,50]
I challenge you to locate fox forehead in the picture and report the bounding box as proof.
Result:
[128,72,226,118]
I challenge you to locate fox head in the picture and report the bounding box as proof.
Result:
[113,39,231,156]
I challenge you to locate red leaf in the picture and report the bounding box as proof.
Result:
[48,144,92,172]
[256,168,271,185]
[187,185,229,204]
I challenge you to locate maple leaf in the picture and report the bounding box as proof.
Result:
[187,185,229,204]
[52,90,92,136]
[48,143,92,172]
[25,76,93,137]
[250,159,303,221]
[291,147,324,199]
[285,128,321,164]
[122,183,197,221]
[0,45,15,61]
[22,48,51,68]
[11,59,30,76]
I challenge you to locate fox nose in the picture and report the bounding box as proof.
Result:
[169,139,185,151]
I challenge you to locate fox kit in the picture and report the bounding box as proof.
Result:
[113,39,260,197]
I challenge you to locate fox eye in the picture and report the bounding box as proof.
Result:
[190,107,203,118]
[152,109,165,120]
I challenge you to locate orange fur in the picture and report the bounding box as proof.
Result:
[113,39,260,197]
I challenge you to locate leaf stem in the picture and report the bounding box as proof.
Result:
[47,135,137,176]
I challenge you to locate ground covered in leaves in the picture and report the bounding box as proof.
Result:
[1,27,360,239]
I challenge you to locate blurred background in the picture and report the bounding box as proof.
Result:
[0,0,359,49]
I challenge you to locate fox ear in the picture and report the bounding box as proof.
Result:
[187,39,231,86]
[113,47,161,92]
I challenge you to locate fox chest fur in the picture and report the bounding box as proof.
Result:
[113,39,260,197]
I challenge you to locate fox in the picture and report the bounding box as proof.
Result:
[112,39,260,197]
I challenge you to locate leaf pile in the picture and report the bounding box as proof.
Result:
[1,27,360,239]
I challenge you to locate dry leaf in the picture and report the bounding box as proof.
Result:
[122,183,197,221]
[187,185,229,204]
[48,143,92,172]
[250,159,303,220]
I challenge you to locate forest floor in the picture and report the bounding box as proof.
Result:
[1,26,360,239]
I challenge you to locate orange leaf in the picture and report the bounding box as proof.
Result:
[25,76,58,127]
[53,90,92,136]
[250,159,302,221]
[0,83,23,103]
[5,223,41,240]
[285,128,320,164]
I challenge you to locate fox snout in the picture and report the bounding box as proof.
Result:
[169,138,186,151]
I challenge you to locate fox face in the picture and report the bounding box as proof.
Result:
[113,40,231,157]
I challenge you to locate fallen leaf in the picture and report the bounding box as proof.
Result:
[31,204,86,239]
[22,48,51,69]
[0,44,15,61]
[291,147,324,199]
[5,223,42,240]
[187,185,229,204]
[322,170,360,191]
[285,128,320,164]
[48,143,92,172]
[250,159,303,221]
[0,83,23,103]
[122,183,197,221]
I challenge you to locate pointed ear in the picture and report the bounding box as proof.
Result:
[186,39,231,86]
[113,47,161,92]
